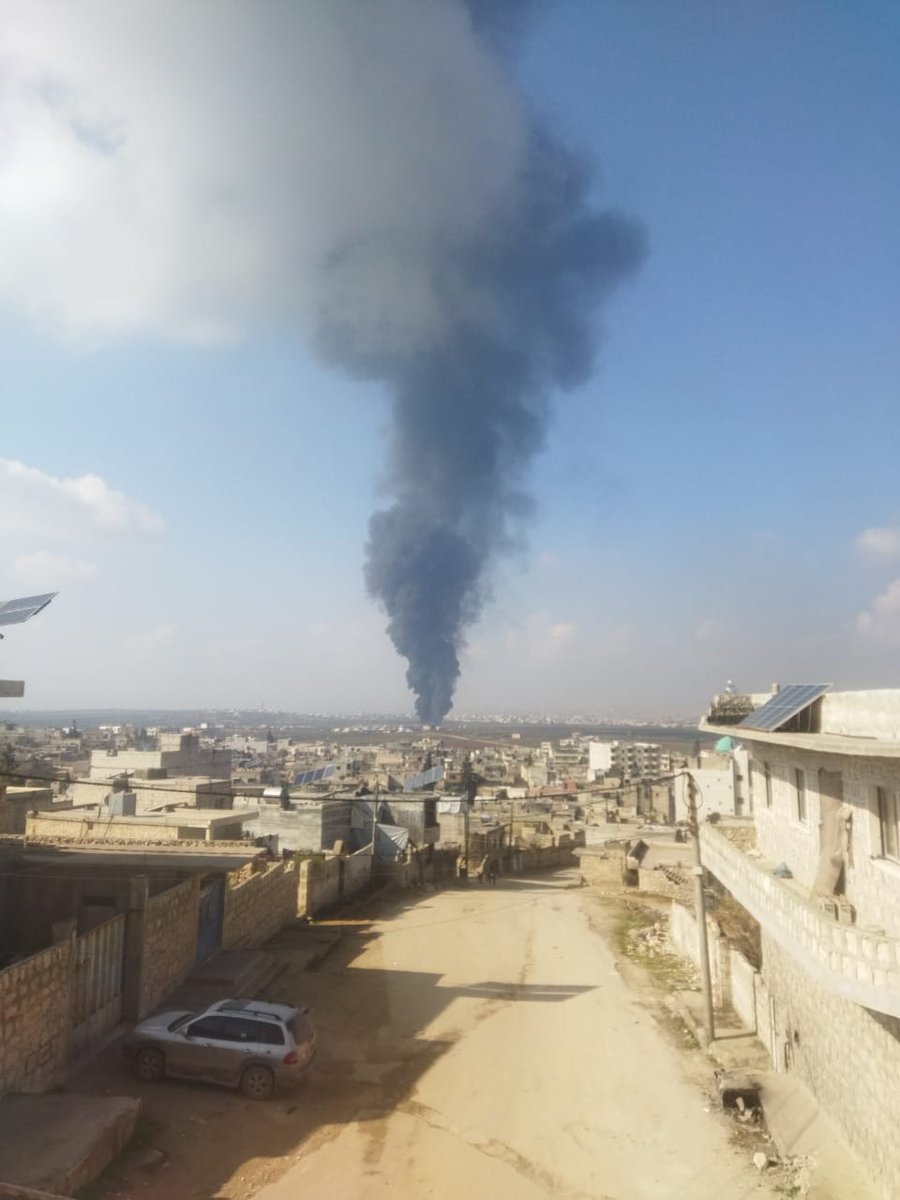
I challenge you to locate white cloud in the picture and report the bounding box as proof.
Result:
[856,579,900,647]
[856,526,900,563]
[9,550,97,588]
[122,622,178,659]
[0,459,163,541]
[0,1,526,347]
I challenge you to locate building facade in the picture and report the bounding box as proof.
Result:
[702,687,900,1197]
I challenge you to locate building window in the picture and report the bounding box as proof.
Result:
[764,763,772,809]
[877,788,900,861]
[794,768,807,823]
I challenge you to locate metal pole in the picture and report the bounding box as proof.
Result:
[463,797,469,881]
[371,783,379,856]
[508,796,514,871]
[687,772,715,1045]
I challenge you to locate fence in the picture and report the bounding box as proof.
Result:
[71,915,125,1053]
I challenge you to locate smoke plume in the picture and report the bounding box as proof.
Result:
[362,150,643,724]
[0,0,643,722]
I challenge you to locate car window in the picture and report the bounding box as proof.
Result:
[245,1020,285,1046]
[187,1016,235,1040]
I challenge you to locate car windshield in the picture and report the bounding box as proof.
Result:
[167,1013,195,1033]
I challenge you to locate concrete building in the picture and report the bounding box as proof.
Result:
[671,749,751,821]
[26,807,254,843]
[0,784,56,833]
[588,739,671,781]
[71,775,233,813]
[88,732,230,783]
[701,685,900,1197]
[232,792,353,853]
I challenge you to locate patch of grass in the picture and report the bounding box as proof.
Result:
[612,900,700,992]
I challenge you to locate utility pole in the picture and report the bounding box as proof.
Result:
[687,772,715,1045]
[371,784,379,856]
[463,797,470,881]
[507,796,514,871]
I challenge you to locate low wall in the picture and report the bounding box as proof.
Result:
[221,858,299,950]
[298,849,373,917]
[25,815,181,842]
[299,856,342,917]
[669,900,758,1030]
[510,845,577,872]
[343,847,373,897]
[139,877,199,1018]
[0,938,72,1094]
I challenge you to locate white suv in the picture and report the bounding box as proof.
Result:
[124,997,316,1100]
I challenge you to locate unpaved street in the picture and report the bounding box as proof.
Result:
[82,871,779,1200]
[259,872,776,1200]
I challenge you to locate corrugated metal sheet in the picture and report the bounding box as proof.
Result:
[71,914,125,1052]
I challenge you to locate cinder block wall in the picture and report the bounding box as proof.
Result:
[299,857,342,916]
[763,930,900,1197]
[0,939,73,1094]
[140,877,200,1018]
[221,860,299,950]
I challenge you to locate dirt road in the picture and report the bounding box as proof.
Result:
[81,871,779,1199]
[261,873,776,1200]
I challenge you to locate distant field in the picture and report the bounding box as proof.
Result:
[6,709,707,752]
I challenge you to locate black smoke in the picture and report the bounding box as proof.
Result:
[364,128,644,725]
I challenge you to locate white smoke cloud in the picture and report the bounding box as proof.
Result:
[856,525,900,563]
[0,459,164,541]
[856,579,900,647]
[0,0,527,348]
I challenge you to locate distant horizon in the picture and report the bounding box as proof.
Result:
[2,706,703,727]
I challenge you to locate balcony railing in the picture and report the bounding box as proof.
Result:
[700,824,900,1018]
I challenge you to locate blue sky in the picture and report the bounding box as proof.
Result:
[1,1,898,717]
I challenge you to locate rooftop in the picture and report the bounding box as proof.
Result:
[702,687,900,757]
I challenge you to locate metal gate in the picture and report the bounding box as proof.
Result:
[196,879,224,964]
[71,914,126,1053]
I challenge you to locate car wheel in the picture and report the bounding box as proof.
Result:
[240,1064,275,1101]
[134,1046,166,1083]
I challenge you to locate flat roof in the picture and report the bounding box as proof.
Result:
[700,720,900,758]
[35,807,257,827]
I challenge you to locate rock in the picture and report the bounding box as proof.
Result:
[753,1151,769,1172]
[137,1146,167,1172]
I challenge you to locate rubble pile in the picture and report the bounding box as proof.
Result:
[626,919,670,958]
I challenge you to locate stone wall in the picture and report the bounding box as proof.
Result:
[139,877,199,1018]
[221,858,299,950]
[299,856,342,916]
[762,930,900,1198]
[577,848,624,891]
[510,845,577,872]
[343,847,373,896]
[0,938,72,1094]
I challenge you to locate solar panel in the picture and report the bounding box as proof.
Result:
[293,764,337,787]
[738,684,830,732]
[403,764,444,792]
[0,592,57,628]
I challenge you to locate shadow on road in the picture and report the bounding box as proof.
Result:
[72,872,586,1199]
